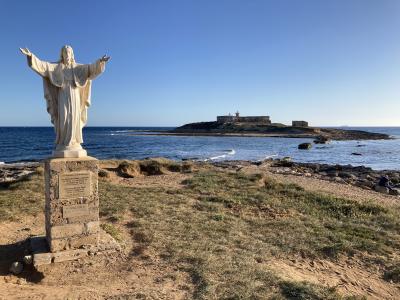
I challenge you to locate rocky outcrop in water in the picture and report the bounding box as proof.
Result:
[171,122,391,141]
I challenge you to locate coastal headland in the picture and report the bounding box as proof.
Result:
[1,158,399,299]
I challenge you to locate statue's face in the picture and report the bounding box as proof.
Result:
[62,46,74,64]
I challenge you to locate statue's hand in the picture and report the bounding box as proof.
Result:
[100,55,110,62]
[19,47,32,57]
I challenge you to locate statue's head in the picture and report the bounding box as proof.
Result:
[60,45,75,65]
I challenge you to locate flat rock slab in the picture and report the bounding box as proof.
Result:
[30,230,121,268]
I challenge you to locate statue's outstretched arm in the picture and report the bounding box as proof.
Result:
[20,47,32,57]
[88,55,110,80]
[20,47,53,78]
[100,55,111,62]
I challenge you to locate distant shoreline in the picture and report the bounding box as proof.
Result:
[127,131,396,140]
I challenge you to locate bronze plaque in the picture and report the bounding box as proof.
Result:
[59,172,91,199]
[63,204,89,218]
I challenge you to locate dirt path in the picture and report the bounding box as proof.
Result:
[269,256,399,299]
[0,214,194,300]
[271,172,400,208]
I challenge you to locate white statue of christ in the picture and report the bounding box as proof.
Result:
[20,46,110,158]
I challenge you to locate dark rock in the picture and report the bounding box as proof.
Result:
[23,255,33,265]
[314,136,330,144]
[326,170,339,177]
[351,153,362,156]
[355,180,374,189]
[338,172,357,180]
[9,262,23,275]
[298,143,312,150]
[181,162,193,173]
[98,169,109,178]
[378,175,391,187]
[273,159,294,167]
[389,188,400,196]
[374,185,389,194]
[117,161,141,178]
[333,177,345,183]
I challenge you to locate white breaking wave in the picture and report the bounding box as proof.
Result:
[204,149,236,161]
[264,154,278,160]
[0,162,4,165]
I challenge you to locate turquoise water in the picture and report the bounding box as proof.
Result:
[0,127,399,170]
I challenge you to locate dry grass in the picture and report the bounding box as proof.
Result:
[0,173,43,221]
[97,168,399,298]
[1,162,399,299]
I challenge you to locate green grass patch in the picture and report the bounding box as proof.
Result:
[0,173,44,221]
[100,223,123,242]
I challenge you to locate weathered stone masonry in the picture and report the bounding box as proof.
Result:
[44,157,100,252]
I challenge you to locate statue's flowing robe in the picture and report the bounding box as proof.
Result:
[28,55,105,148]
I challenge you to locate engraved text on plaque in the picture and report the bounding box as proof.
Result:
[63,204,89,218]
[59,172,91,199]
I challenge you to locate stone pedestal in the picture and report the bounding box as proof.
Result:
[53,144,87,158]
[44,157,99,252]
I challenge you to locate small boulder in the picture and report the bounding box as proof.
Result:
[273,157,294,167]
[23,255,33,265]
[338,172,357,180]
[374,185,389,194]
[351,152,362,156]
[9,262,23,275]
[326,170,338,177]
[298,143,312,150]
[98,169,109,178]
[181,162,193,173]
[389,188,400,196]
[117,161,141,178]
[314,136,330,144]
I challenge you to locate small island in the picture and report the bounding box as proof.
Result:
[166,112,390,140]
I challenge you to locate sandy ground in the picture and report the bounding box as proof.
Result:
[238,164,400,299]
[0,167,399,299]
[0,213,194,300]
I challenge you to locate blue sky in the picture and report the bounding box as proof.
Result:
[0,0,399,126]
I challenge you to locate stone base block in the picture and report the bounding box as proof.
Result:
[31,230,121,267]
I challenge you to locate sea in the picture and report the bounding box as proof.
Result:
[0,127,399,170]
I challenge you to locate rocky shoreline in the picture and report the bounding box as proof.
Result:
[211,158,400,197]
[0,162,40,187]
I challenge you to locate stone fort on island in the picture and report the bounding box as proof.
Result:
[217,112,271,124]
[216,112,308,127]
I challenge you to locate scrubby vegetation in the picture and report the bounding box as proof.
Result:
[97,168,400,298]
[1,160,399,299]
